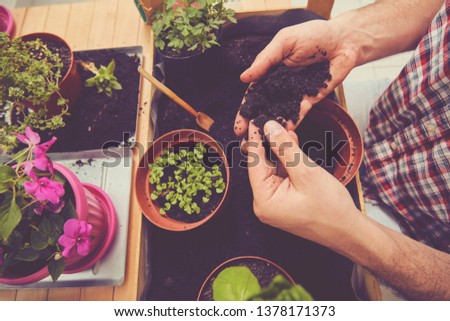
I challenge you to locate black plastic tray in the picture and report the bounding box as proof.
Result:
[144,9,358,301]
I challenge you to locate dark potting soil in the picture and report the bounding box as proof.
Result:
[44,39,71,78]
[199,258,290,301]
[45,48,140,152]
[240,62,332,132]
[152,148,227,223]
[146,9,357,301]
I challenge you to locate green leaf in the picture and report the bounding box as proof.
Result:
[0,199,22,241]
[60,200,77,220]
[159,208,166,215]
[106,59,116,74]
[15,247,40,262]
[30,230,49,251]
[0,165,16,183]
[213,266,262,301]
[111,81,122,90]
[48,258,65,282]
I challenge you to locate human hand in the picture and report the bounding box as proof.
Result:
[234,20,358,137]
[247,120,360,247]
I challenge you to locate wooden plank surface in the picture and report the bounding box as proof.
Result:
[65,2,95,51]
[88,0,119,49]
[20,5,48,34]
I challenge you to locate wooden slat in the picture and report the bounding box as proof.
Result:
[0,290,16,301]
[241,0,266,11]
[20,5,49,35]
[11,7,27,36]
[43,4,71,38]
[306,0,334,19]
[113,0,140,47]
[15,289,48,301]
[225,1,242,12]
[65,2,95,51]
[265,0,292,10]
[80,286,114,301]
[47,288,81,301]
[88,0,119,49]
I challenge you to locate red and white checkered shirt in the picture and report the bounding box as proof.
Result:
[362,1,450,253]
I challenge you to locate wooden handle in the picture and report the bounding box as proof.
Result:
[138,66,198,117]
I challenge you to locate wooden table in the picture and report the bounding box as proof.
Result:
[1,0,379,301]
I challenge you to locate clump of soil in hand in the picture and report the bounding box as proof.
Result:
[240,60,332,134]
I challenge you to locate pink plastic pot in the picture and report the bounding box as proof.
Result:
[64,183,117,274]
[0,165,117,285]
[0,5,15,37]
[0,164,88,286]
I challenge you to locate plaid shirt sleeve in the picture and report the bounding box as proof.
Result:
[362,1,450,253]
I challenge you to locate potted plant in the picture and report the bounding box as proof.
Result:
[151,0,236,59]
[0,5,15,37]
[0,127,116,285]
[0,32,82,152]
[197,256,313,301]
[136,129,230,231]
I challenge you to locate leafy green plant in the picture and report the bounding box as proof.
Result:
[149,143,226,215]
[0,32,69,152]
[83,59,123,97]
[212,266,313,301]
[151,0,236,55]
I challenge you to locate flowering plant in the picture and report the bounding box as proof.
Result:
[151,0,236,56]
[0,127,91,282]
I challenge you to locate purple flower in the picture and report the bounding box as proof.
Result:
[58,219,92,258]
[34,200,65,215]
[23,176,64,204]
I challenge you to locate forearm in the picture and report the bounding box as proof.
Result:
[329,210,450,300]
[332,0,444,65]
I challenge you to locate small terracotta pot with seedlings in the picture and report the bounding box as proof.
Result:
[136,129,230,231]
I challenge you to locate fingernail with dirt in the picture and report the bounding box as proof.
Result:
[264,120,283,137]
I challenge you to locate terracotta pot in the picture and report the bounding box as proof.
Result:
[0,164,88,286]
[0,5,15,37]
[20,32,82,117]
[197,256,295,301]
[136,129,230,231]
[296,98,363,185]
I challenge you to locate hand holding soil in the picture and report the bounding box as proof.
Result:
[235,20,359,136]
[247,120,361,248]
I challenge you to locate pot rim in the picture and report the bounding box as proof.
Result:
[19,32,75,86]
[309,98,364,186]
[136,129,230,232]
[196,255,296,301]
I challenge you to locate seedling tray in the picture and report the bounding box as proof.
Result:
[145,9,358,300]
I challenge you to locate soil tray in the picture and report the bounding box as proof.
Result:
[144,9,358,301]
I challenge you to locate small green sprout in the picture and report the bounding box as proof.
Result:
[83,59,122,97]
[149,143,226,216]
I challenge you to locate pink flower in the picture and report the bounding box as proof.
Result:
[15,127,56,175]
[34,200,65,215]
[172,0,187,11]
[23,176,64,204]
[58,219,92,258]
[190,2,201,9]
[15,127,40,147]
